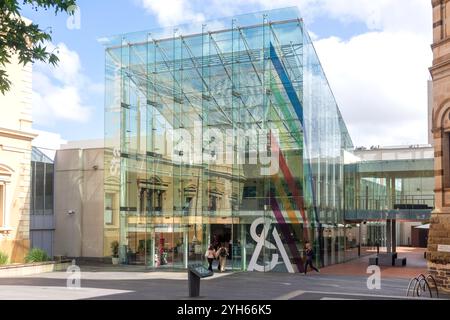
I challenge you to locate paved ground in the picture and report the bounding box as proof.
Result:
[0,271,446,300]
[321,247,428,279]
[0,247,447,300]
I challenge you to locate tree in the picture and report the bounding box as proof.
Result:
[0,0,77,94]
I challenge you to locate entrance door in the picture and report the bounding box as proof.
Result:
[125,218,147,265]
[211,224,232,248]
[210,224,232,270]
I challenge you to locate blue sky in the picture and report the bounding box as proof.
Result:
[22,0,432,147]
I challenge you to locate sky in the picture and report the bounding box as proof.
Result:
[21,0,433,148]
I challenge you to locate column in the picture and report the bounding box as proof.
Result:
[386,219,392,253]
[241,223,247,271]
[392,219,397,253]
[184,230,188,268]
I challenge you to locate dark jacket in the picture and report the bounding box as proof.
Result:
[305,248,314,260]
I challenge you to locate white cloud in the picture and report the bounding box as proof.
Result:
[32,43,99,126]
[137,0,433,147]
[32,129,68,160]
[137,0,431,34]
[314,31,432,147]
[136,0,205,26]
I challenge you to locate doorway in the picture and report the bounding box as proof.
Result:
[210,224,232,248]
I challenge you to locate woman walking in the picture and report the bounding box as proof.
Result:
[216,243,229,272]
[205,245,216,272]
[304,242,320,275]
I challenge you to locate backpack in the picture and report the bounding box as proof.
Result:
[219,248,227,257]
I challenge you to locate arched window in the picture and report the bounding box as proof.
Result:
[0,164,14,229]
[442,109,450,188]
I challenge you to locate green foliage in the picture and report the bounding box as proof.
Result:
[0,0,77,94]
[111,241,119,258]
[25,248,50,263]
[0,252,8,265]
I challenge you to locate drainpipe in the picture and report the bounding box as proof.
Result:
[79,149,84,258]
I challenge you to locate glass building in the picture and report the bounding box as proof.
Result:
[102,7,377,272]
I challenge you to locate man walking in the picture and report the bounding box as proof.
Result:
[304,242,320,275]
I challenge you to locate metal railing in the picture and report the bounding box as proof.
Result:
[353,194,434,211]
[406,274,439,298]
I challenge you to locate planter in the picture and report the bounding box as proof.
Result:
[0,261,71,278]
[112,257,120,265]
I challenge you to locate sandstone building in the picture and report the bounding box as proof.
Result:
[428,0,450,293]
[0,51,36,263]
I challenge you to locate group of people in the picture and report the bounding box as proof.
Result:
[205,243,229,273]
[204,240,320,275]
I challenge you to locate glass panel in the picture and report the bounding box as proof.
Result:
[31,162,36,216]
[45,163,54,214]
[35,162,45,215]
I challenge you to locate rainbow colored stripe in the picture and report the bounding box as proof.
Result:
[263,43,320,272]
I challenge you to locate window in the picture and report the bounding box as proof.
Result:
[31,162,54,215]
[31,162,36,215]
[0,184,4,227]
[150,190,163,212]
[35,162,45,215]
[0,164,12,228]
[243,186,257,198]
[209,195,218,211]
[444,132,450,189]
[183,196,194,216]
[45,164,54,214]
[105,193,114,225]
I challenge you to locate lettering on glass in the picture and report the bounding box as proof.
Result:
[248,218,294,273]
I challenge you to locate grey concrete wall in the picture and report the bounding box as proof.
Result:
[54,148,104,258]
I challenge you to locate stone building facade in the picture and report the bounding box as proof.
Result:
[0,54,36,263]
[428,0,450,293]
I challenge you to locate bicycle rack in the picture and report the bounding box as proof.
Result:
[406,273,439,298]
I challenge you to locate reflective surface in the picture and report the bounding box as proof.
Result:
[102,7,414,272]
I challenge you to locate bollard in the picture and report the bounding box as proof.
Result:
[188,268,201,297]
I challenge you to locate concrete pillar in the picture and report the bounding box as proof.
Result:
[386,220,392,253]
[150,233,155,267]
[392,219,397,253]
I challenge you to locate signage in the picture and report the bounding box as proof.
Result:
[438,244,450,253]
[247,218,294,273]
[188,264,213,278]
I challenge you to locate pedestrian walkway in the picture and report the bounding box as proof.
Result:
[320,247,427,279]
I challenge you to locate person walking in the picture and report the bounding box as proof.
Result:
[216,243,229,272]
[304,242,319,275]
[205,245,216,272]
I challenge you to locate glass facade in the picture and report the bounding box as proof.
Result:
[101,7,395,272]
[344,156,434,254]
[30,147,55,257]
[31,147,54,216]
